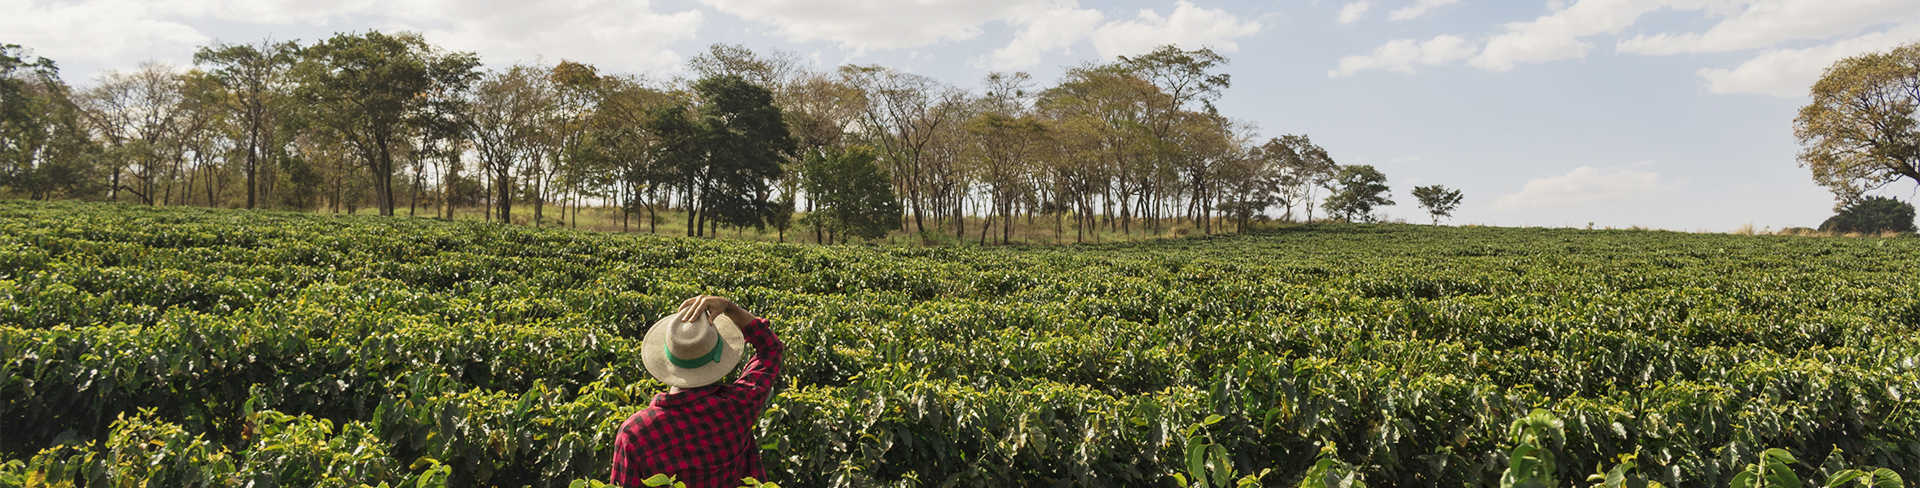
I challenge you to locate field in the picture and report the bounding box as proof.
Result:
[1,200,1917,488]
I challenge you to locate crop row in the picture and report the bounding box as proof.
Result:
[2,201,1918,486]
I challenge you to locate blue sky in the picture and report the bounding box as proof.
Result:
[7,0,1918,230]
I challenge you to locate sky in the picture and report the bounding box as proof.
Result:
[5,0,1919,231]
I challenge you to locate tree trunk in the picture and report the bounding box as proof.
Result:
[245,129,258,209]
[203,162,215,206]
[408,162,422,217]
[444,151,459,220]
[374,135,395,217]
[533,175,545,227]
[497,164,513,224]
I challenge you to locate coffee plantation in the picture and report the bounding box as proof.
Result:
[0,200,1915,487]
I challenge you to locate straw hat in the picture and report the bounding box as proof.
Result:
[642,312,746,388]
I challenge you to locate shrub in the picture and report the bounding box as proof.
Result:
[1820,196,1917,233]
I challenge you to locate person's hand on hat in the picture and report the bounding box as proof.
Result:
[677,295,759,327]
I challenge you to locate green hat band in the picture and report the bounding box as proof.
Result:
[665,339,724,369]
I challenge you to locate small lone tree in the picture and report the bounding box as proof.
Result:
[1324,165,1393,223]
[1412,185,1464,224]
[1819,196,1916,233]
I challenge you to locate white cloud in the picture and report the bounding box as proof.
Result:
[990,4,1105,69]
[700,0,1054,51]
[1339,0,1919,76]
[1338,1,1372,24]
[1697,21,1920,97]
[1388,0,1461,21]
[1617,0,1917,55]
[397,0,703,72]
[3,0,703,75]
[1469,0,1665,71]
[1329,35,1476,77]
[1492,165,1680,211]
[1089,1,1263,58]
[0,0,208,64]
[159,0,389,24]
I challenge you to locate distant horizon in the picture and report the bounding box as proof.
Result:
[8,0,1919,231]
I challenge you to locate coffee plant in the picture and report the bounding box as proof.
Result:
[1,200,1917,487]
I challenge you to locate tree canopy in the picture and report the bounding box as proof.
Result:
[1,44,95,200]
[3,34,1418,242]
[1819,195,1916,234]
[1324,165,1393,223]
[801,146,902,243]
[1795,41,1920,207]
[1412,185,1464,225]
[294,31,480,216]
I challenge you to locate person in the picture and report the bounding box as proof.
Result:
[611,295,784,488]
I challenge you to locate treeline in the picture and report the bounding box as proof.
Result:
[0,34,1465,243]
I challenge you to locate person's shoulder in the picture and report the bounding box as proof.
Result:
[619,406,664,430]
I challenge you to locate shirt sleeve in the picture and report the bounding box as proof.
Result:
[731,318,783,407]
[609,413,646,486]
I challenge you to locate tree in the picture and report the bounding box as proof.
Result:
[1324,164,1393,223]
[1794,41,1920,206]
[546,60,603,227]
[783,72,864,152]
[1118,45,1233,235]
[1215,137,1286,232]
[1036,66,1161,240]
[966,71,1047,244]
[1,44,97,200]
[686,43,805,99]
[295,31,479,216]
[78,62,197,205]
[466,63,555,224]
[691,74,793,234]
[801,146,902,243]
[1412,185,1464,224]
[587,74,675,232]
[841,65,966,234]
[651,75,794,237]
[194,39,298,209]
[1118,45,1231,117]
[1260,134,1339,222]
[1819,195,1916,233]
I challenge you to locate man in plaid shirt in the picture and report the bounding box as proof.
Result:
[612,295,784,488]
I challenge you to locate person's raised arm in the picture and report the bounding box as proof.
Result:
[676,295,760,328]
[675,295,782,399]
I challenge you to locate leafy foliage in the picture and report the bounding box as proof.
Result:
[1412,185,1464,225]
[690,74,793,233]
[1324,165,1393,223]
[1,200,1918,487]
[1501,409,1564,488]
[798,146,902,242]
[1820,196,1916,234]
[1795,41,1920,203]
[0,44,96,201]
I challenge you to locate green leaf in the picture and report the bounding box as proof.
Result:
[643,473,676,487]
[1869,469,1903,488]
[1187,442,1208,488]
[1210,443,1232,488]
[1827,471,1864,488]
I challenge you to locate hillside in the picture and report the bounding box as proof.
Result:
[2,200,1916,487]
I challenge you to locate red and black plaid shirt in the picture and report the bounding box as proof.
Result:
[611,318,783,488]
